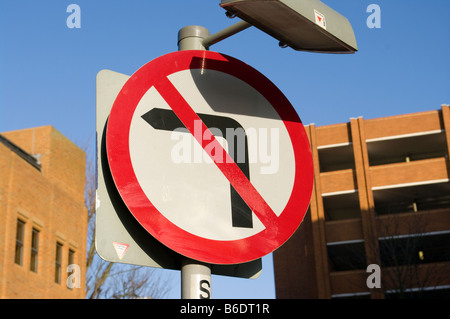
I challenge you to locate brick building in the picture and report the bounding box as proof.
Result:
[0,126,87,298]
[274,105,450,299]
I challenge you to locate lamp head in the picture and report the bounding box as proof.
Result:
[220,0,358,53]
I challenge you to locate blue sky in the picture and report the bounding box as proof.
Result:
[1,1,449,299]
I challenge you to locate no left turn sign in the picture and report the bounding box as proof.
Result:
[106,50,313,264]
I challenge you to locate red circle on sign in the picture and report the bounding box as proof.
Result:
[106,50,313,264]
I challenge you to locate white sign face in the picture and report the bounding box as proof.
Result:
[128,69,295,241]
[106,50,313,264]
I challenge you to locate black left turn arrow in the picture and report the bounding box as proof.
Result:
[142,108,253,229]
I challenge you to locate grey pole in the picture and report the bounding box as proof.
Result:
[181,258,212,299]
[178,25,210,51]
[177,25,213,299]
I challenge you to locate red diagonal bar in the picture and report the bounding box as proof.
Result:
[155,76,279,228]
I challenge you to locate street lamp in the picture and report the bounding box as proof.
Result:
[179,0,357,53]
[219,0,357,53]
[177,0,358,299]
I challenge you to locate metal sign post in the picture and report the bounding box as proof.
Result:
[178,25,212,300]
[181,258,212,299]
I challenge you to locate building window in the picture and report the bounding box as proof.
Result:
[366,131,447,166]
[68,249,74,266]
[374,182,450,216]
[30,228,39,272]
[323,192,361,221]
[55,242,63,284]
[379,231,450,267]
[327,240,367,271]
[318,143,355,172]
[67,249,75,290]
[14,219,25,265]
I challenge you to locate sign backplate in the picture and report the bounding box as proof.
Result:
[96,68,262,278]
